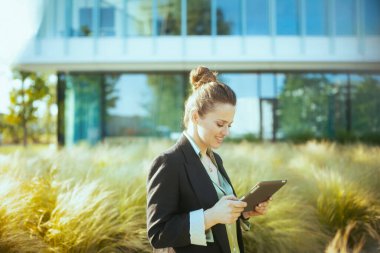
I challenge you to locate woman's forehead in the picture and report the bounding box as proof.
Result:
[207,103,235,120]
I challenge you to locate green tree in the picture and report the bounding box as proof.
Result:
[4,71,50,146]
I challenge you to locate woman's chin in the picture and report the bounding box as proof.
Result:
[212,142,223,149]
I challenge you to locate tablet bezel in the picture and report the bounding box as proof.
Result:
[240,180,287,212]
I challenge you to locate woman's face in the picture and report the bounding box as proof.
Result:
[195,103,236,150]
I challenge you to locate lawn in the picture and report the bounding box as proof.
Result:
[0,140,379,253]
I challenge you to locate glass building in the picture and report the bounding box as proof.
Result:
[17,0,380,145]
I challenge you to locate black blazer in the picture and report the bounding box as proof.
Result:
[146,134,244,253]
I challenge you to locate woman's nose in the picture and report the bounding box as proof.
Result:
[222,125,230,136]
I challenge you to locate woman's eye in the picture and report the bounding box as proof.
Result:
[217,123,224,127]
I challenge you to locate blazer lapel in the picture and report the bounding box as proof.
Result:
[178,135,218,209]
[177,135,231,253]
[214,153,236,196]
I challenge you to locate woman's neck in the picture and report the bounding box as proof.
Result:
[185,128,207,157]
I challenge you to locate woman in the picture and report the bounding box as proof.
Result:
[146,66,270,253]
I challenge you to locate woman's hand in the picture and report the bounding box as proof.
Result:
[242,198,271,219]
[204,195,247,230]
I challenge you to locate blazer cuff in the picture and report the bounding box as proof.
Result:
[189,209,207,246]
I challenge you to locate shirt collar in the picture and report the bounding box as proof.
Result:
[183,131,202,157]
[183,131,215,162]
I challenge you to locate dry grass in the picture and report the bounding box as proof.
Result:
[0,140,379,252]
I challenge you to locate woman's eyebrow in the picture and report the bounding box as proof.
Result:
[217,119,233,124]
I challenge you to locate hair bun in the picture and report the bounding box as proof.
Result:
[189,66,217,90]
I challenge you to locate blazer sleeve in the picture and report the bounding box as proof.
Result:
[146,153,191,248]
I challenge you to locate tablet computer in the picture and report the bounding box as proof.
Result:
[240,180,287,212]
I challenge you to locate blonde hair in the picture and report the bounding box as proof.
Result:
[183,66,236,128]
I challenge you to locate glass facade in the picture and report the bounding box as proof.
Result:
[58,72,380,144]
[38,0,380,37]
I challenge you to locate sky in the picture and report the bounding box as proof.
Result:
[0,0,43,113]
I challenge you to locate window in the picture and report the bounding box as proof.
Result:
[79,7,93,36]
[305,0,327,35]
[187,0,211,35]
[216,0,242,35]
[350,74,380,136]
[278,74,330,139]
[125,0,152,36]
[105,74,185,137]
[64,74,102,145]
[276,0,299,35]
[335,0,356,35]
[325,74,349,137]
[364,0,380,35]
[219,74,259,138]
[157,0,181,35]
[100,0,118,36]
[260,74,276,98]
[247,0,270,35]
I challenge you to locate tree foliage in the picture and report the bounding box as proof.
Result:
[3,71,51,145]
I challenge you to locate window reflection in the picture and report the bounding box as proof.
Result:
[278,74,329,139]
[276,0,299,35]
[126,0,152,36]
[259,74,277,140]
[220,74,259,138]
[105,74,185,138]
[71,0,93,37]
[100,0,118,36]
[70,0,119,37]
[187,0,211,35]
[64,74,102,145]
[325,74,349,137]
[350,74,380,138]
[157,0,181,35]
[305,0,327,35]
[247,0,269,35]
[260,74,276,98]
[217,0,241,35]
[61,72,380,144]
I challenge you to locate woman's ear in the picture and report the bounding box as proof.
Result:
[190,109,199,124]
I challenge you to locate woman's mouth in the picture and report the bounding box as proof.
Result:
[216,137,224,144]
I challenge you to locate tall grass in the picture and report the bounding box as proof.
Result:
[0,140,379,252]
